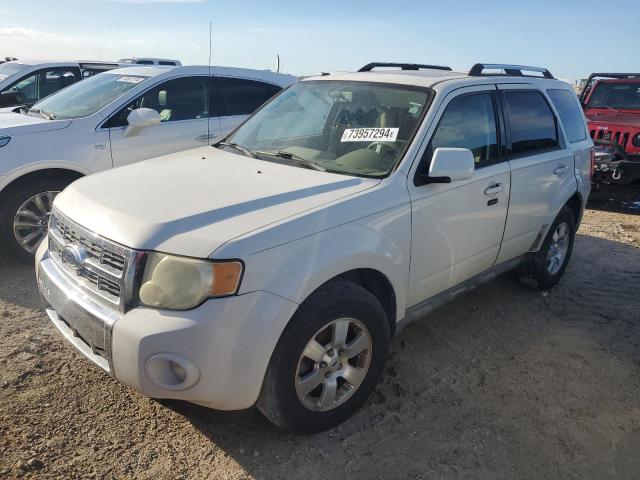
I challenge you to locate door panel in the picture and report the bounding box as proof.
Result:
[495,85,576,264]
[409,164,510,305]
[407,85,510,306]
[109,118,210,167]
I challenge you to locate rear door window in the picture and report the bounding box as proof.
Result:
[504,90,559,156]
[41,68,80,98]
[216,77,282,116]
[547,89,586,143]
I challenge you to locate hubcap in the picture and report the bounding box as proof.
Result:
[295,318,372,412]
[13,191,59,254]
[546,221,570,275]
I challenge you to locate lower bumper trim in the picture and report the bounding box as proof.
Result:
[45,306,110,373]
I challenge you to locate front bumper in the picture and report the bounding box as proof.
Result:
[36,243,299,411]
[592,142,640,185]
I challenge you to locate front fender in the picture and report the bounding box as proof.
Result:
[238,204,412,324]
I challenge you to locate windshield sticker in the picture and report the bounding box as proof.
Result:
[117,76,145,84]
[341,127,399,142]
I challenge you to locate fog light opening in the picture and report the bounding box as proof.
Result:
[170,361,186,383]
[144,353,200,391]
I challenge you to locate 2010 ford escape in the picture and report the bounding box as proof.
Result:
[36,62,592,434]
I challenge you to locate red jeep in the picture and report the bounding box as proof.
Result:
[581,73,640,185]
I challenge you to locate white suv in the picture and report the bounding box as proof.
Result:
[36,63,592,433]
[0,65,296,261]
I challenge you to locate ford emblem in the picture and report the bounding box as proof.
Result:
[61,245,87,271]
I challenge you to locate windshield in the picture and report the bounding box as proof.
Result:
[0,63,27,81]
[224,80,431,177]
[31,72,148,119]
[588,81,640,110]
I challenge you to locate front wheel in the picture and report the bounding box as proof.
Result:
[258,279,390,434]
[518,205,576,290]
[0,178,71,263]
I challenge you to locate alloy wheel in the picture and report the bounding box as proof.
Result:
[546,221,570,275]
[295,317,372,412]
[13,191,59,254]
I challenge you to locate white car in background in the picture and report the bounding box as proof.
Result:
[0,65,296,261]
[0,60,125,108]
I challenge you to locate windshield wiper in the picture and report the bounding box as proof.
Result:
[217,141,256,158]
[26,108,56,120]
[254,150,326,171]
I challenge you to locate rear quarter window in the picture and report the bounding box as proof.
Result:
[547,89,587,143]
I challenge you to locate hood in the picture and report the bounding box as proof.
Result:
[585,110,640,129]
[54,146,380,258]
[0,110,72,136]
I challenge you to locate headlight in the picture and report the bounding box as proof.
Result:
[632,133,640,148]
[139,253,243,310]
[0,137,10,148]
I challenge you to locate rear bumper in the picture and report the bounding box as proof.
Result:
[36,242,299,411]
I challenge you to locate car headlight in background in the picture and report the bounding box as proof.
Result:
[0,137,10,147]
[139,253,243,310]
[632,133,640,148]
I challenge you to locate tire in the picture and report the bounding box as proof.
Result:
[0,177,72,264]
[518,205,576,291]
[257,279,391,434]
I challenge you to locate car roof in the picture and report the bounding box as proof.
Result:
[107,65,297,86]
[302,68,569,91]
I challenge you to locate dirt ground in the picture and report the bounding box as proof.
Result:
[1,186,639,480]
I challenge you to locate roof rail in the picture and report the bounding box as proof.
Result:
[579,73,640,102]
[469,63,555,79]
[358,62,452,72]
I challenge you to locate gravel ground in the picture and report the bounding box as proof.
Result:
[0,189,639,479]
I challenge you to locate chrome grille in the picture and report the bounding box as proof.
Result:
[48,209,138,311]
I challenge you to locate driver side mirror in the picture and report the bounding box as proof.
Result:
[123,108,161,137]
[423,147,475,184]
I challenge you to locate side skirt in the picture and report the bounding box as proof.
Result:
[396,254,528,335]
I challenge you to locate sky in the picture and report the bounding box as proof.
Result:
[1,0,639,82]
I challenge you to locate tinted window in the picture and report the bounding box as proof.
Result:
[135,60,154,65]
[428,93,499,165]
[42,68,79,98]
[505,91,558,156]
[217,77,281,116]
[105,76,208,128]
[547,89,586,143]
[159,61,177,66]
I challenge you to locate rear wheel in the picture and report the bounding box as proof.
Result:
[258,279,390,434]
[518,205,576,290]
[0,178,72,263]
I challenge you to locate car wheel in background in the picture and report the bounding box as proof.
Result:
[0,178,72,264]
[258,279,390,434]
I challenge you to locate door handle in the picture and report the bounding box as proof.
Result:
[484,183,503,196]
[553,165,569,175]
[195,134,217,141]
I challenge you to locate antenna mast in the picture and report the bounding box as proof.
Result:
[207,21,212,145]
